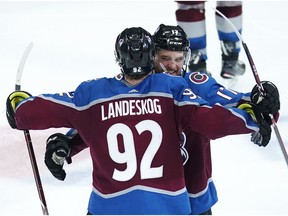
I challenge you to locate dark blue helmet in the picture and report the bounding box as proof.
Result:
[115,27,155,75]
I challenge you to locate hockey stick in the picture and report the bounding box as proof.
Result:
[212,8,288,167]
[16,42,49,215]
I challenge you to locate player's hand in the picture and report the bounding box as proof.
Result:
[6,91,31,129]
[238,102,271,147]
[45,133,72,181]
[251,81,280,115]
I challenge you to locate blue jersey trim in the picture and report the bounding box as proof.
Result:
[189,180,218,214]
[88,188,191,214]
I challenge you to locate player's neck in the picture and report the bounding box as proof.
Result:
[124,73,151,86]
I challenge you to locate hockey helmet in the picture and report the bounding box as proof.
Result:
[153,24,190,52]
[115,27,155,75]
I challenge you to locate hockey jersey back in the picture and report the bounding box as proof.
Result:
[14,73,258,214]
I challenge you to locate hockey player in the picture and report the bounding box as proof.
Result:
[6,27,273,214]
[152,23,280,214]
[175,1,246,79]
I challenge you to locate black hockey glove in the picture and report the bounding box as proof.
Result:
[251,81,280,115]
[238,103,272,147]
[45,133,72,181]
[6,91,31,129]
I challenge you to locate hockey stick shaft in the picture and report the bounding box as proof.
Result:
[16,42,49,215]
[212,8,265,92]
[23,130,49,215]
[213,8,288,167]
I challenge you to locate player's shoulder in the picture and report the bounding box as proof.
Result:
[151,73,187,86]
[183,71,216,85]
[77,76,114,90]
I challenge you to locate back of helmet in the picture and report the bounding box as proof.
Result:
[115,27,155,76]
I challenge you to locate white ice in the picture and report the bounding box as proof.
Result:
[0,1,287,215]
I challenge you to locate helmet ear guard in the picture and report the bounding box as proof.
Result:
[184,49,191,66]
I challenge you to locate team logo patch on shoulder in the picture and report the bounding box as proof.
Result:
[189,72,209,84]
[115,73,123,80]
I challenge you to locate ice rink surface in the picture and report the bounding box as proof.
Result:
[0,1,287,215]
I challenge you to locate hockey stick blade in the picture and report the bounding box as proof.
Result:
[16,42,33,91]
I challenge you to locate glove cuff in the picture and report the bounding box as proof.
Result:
[6,91,32,129]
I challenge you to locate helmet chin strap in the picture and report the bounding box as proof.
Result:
[160,62,168,72]
[160,63,182,76]
[184,49,191,65]
[182,49,191,77]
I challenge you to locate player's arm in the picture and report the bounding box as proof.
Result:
[176,84,272,147]
[186,71,250,106]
